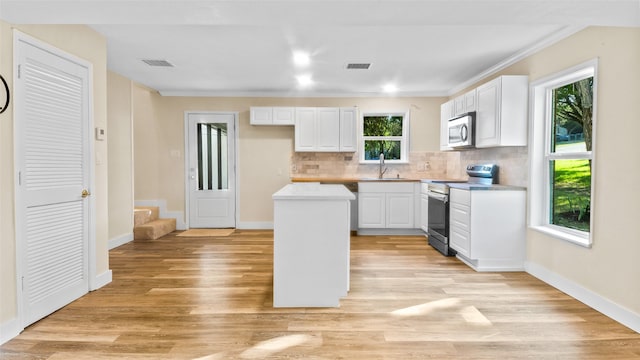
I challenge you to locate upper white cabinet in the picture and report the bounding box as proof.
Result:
[273,107,295,125]
[316,107,341,151]
[454,96,466,116]
[452,89,477,117]
[294,107,357,152]
[440,75,527,149]
[339,107,358,152]
[250,107,295,125]
[464,89,477,113]
[440,100,454,151]
[475,75,528,148]
[294,107,317,151]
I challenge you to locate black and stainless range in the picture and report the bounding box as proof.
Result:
[426,164,498,256]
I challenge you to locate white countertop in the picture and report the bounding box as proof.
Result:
[273,183,356,200]
[448,183,527,191]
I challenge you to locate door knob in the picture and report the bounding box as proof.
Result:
[81,189,91,198]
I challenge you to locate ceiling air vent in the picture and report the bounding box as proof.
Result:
[141,59,174,67]
[346,63,371,70]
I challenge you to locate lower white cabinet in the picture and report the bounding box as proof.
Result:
[420,184,429,232]
[358,192,385,228]
[449,187,526,271]
[358,182,420,234]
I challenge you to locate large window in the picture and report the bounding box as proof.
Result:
[360,110,409,163]
[530,60,597,247]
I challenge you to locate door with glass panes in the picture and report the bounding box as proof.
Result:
[187,112,236,228]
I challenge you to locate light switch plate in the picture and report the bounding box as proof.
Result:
[95,127,106,141]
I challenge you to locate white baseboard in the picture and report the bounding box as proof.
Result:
[108,232,133,250]
[0,317,21,346]
[237,221,273,230]
[356,228,424,236]
[525,261,640,333]
[90,270,112,291]
[135,200,186,230]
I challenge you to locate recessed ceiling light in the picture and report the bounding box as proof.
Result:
[293,51,310,67]
[296,74,313,87]
[383,84,398,93]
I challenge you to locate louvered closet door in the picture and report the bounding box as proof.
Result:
[15,35,90,326]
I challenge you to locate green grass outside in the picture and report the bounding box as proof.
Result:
[552,158,591,231]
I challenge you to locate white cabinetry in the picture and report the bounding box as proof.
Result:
[440,100,454,151]
[464,89,477,113]
[272,184,354,307]
[420,183,429,232]
[339,107,358,152]
[440,75,527,149]
[316,107,341,151]
[250,106,295,125]
[358,192,385,228]
[449,187,526,271]
[273,107,295,125]
[294,107,317,151]
[453,89,476,117]
[294,107,357,152]
[454,96,465,116]
[475,75,528,148]
[358,182,421,234]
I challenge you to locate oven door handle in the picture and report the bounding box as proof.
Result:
[427,191,448,203]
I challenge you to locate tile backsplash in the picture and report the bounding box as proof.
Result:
[291,146,528,187]
[456,146,529,187]
[290,151,461,180]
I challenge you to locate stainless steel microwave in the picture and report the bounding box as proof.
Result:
[447,112,475,148]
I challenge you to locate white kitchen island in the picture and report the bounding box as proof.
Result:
[272,183,355,307]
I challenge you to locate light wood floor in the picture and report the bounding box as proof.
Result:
[2,230,639,359]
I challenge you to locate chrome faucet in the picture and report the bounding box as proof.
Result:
[379,153,388,179]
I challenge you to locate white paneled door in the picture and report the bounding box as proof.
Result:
[14,33,92,326]
[187,112,236,228]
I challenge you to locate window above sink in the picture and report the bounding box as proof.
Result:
[359,110,410,164]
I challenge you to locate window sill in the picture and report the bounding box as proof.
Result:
[530,225,592,248]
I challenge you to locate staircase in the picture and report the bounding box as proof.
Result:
[134,206,176,240]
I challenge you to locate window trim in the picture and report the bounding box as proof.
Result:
[529,59,598,248]
[359,109,410,164]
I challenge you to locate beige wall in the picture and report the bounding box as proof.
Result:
[107,71,134,243]
[0,22,110,327]
[0,20,17,325]
[446,27,640,316]
[517,27,640,315]
[133,96,443,224]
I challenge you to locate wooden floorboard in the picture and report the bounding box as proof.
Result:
[2,230,639,359]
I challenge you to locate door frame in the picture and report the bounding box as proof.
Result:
[13,30,96,328]
[183,111,239,229]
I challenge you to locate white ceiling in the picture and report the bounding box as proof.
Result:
[1,1,638,97]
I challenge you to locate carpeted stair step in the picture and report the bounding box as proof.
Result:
[134,206,159,226]
[134,218,176,240]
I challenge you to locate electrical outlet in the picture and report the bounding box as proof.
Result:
[291,164,297,172]
[425,162,431,170]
